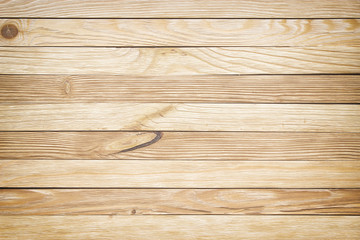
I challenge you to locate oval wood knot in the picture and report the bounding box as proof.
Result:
[1,24,18,39]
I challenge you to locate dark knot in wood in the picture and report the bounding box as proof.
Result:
[1,24,18,39]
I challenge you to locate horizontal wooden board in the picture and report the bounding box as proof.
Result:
[0,103,359,131]
[1,216,359,240]
[1,189,359,215]
[1,132,359,161]
[0,47,359,75]
[1,75,360,104]
[0,0,359,18]
[1,160,359,188]
[1,19,359,47]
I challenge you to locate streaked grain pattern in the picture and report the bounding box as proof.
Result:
[1,47,359,75]
[1,75,359,104]
[1,132,359,161]
[1,19,359,46]
[1,160,359,188]
[0,0,359,18]
[1,103,358,131]
[1,189,359,215]
[1,216,359,240]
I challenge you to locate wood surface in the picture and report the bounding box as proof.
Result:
[1,0,359,238]
[1,132,359,160]
[1,189,359,215]
[1,19,359,47]
[1,160,359,188]
[1,75,359,104]
[0,0,359,18]
[1,103,359,131]
[1,216,359,240]
[0,47,359,75]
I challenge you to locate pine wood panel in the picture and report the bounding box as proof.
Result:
[1,160,359,188]
[0,0,359,18]
[0,47,359,75]
[1,103,359,131]
[1,189,359,215]
[1,0,359,239]
[1,216,359,240]
[1,75,359,104]
[1,132,359,161]
[1,19,359,47]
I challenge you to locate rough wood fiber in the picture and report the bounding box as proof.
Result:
[1,47,359,75]
[0,0,359,18]
[1,19,359,46]
[1,132,359,161]
[1,160,359,188]
[1,75,359,104]
[0,103,359,131]
[1,216,359,240]
[1,189,359,215]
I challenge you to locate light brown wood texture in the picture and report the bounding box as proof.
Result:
[1,1,360,239]
[0,0,359,18]
[1,19,359,47]
[1,47,359,75]
[1,216,359,240]
[1,103,359,131]
[1,75,359,104]
[1,132,359,161]
[1,189,359,215]
[1,160,359,188]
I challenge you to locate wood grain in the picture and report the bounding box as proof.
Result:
[1,75,360,104]
[1,216,359,240]
[1,103,359,131]
[1,132,359,161]
[1,19,359,47]
[1,160,359,188]
[0,0,359,18]
[0,47,359,75]
[1,189,359,215]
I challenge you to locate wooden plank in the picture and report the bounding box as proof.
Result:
[1,132,359,161]
[0,47,359,75]
[1,160,359,188]
[1,216,359,240]
[1,19,359,47]
[0,103,359,131]
[1,189,359,215]
[1,75,360,104]
[0,0,359,18]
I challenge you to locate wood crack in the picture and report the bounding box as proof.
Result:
[117,131,163,153]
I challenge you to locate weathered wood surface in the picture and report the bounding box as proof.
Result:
[0,0,359,18]
[1,132,359,160]
[0,47,359,75]
[1,19,359,46]
[1,216,359,240]
[1,189,359,215]
[1,160,359,188]
[1,103,358,131]
[1,75,359,104]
